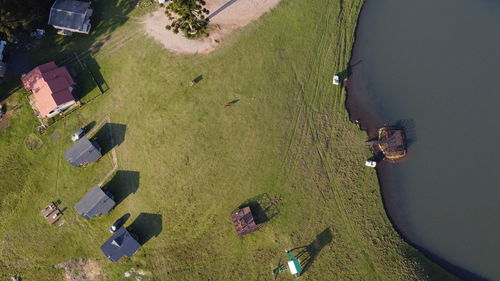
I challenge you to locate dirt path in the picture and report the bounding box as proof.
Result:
[86,115,119,186]
[142,0,282,54]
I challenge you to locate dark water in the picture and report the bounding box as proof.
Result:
[347,0,500,280]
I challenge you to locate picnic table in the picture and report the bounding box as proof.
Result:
[40,202,64,225]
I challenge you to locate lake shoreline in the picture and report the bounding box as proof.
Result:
[344,2,486,280]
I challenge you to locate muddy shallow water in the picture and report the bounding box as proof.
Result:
[347,0,500,280]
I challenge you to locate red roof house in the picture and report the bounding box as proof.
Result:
[22,61,77,118]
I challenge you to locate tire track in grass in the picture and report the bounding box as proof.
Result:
[281,0,334,178]
[93,29,143,58]
[298,1,382,279]
[285,1,380,280]
[279,2,381,277]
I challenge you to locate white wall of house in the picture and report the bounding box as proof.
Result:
[46,100,76,118]
[57,100,76,112]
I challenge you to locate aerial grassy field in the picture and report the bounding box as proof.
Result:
[0,0,458,280]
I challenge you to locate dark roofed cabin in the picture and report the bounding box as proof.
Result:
[48,0,93,35]
[101,227,141,262]
[64,136,101,167]
[231,206,258,237]
[75,185,115,220]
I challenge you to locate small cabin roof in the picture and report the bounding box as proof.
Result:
[231,206,258,237]
[75,185,115,220]
[100,227,141,262]
[48,0,91,32]
[64,136,101,167]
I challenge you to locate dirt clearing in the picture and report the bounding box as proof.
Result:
[142,0,282,54]
[55,259,103,281]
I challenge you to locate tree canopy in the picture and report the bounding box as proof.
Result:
[0,0,52,41]
[164,0,210,39]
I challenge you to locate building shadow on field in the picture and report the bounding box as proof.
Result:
[238,193,280,225]
[92,123,126,156]
[102,170,139,205]
[128,213,163,245]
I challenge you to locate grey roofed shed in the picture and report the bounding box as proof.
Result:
[64,136,101,167]
[75,185,115,220]
[48,0,93,34]
[100,227,141,262]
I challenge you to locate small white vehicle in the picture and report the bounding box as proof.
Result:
[365,160,377,168]
[333,75,340,85]
[71,128,86,142]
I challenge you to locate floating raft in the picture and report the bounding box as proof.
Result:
[365,127,407,161]
[377,127,407,160]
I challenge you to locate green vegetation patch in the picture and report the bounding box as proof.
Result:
[0,0,458,280]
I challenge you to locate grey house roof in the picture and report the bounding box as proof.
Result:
[101,227,141,262]
[64,136,101,167]
[75,185,115,220]
[48,0,92,33]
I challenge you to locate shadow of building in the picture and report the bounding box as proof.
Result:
[92,123,126,156]
[102,170,139,205]
[238,193,280,225]
[127,213,163,245]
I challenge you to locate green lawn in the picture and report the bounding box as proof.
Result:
[0,0,458,280]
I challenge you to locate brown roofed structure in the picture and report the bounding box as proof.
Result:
[377,127,407,161]
[231,206,258,237]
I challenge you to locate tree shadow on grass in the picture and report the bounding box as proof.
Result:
[31,0,137,65]
[127,213,163,245]
[102,170,140,205]
[238,193,280,225]
[92,123,126,156]
[291,227,333,274]
[0,77,23,102]
[2,0,135,101]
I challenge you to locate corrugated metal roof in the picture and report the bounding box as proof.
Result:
[100,227,141,262]
[231,207,258,236]
[21,62,76,117]
[75,185,115,220]
[64,136,102,167]
[48,0,91,32]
